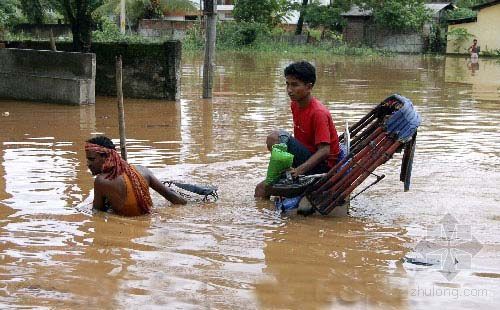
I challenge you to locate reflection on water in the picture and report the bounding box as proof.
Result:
[0,53,499,308]
[445,56,500,101]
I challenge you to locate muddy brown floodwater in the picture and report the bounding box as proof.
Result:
[0,53,499,309]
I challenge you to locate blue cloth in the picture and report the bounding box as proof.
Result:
[275,195,302,212]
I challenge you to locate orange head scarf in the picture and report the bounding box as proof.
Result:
[85,142,152,213]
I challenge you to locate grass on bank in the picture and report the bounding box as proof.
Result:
[2,20,388,57]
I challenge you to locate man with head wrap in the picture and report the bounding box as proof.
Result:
[85,136,186,216]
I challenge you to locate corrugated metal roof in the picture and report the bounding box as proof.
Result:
[425,3,453,13]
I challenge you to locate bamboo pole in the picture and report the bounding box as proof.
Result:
[49,29,57,52]
[202,0,217,98]
[116,55,127,161]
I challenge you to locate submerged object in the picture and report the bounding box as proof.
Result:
[269,94,421,216]
[164,181,218,201]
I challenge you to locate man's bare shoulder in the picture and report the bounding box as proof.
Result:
[133,165,153,179]
[94,174,118,187]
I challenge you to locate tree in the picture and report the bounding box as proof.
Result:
[0,0,24,31]
[59,0,103,52]
[233,0,292,28]
[303,0,352,32]
[294,0,308,35]
[20,0,45,24]
[358,0,431,31]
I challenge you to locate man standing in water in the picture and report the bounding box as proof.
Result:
[468,39,479,60]
[255,61,340,198]
[85,136,186,216]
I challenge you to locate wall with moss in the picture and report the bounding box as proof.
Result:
[3,40,181,100]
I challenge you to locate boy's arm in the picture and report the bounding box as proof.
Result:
[291,143,330,177]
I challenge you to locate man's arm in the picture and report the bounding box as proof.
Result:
[149,176,187,205]
[92,177,107,211]
[139,167,187,205]
[291,143,330,177]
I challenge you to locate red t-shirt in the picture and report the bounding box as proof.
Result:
[291,97,340,167]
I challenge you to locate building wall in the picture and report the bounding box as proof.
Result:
[447,4,500,54]
[344,18,424,53]
[4,41,182,100]
[0,48,95,105]
[138,19,195,40]
[13,24,72,39]
[343,18,367,45]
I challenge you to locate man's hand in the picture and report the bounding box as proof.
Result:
[291,143,330,177]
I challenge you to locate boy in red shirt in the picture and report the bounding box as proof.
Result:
[255,61,340,198]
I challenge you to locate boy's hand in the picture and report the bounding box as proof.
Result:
[290,167,304,178]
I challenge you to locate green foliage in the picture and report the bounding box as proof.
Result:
[447,27,473,53]
[217,21,271,48]
[303,1,351,31]
[182,22,204,50]
[307,28,322,41]
[444,7,476,21]
[0,0,25,30]
[94,0,150,26]
[454,0,487,8]
[20,0,44,24]
[233,0,293,27]
[92,17,160,43]
[157,0,197,15]
[480,49,500,57]
[359,0,431,31]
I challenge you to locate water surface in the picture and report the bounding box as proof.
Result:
[0,53,499,309]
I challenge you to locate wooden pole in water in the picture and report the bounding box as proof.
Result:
[202,0,217,98]
[116,55,127,161]
[49,29,57,52]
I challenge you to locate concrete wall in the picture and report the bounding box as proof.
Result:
[370,32,425,53]
[13,24,72,39]
[343,18,425,53]
[447,4,500,54]
[0,48,95,104]
[3,41,182,100]
[138,19,195,40]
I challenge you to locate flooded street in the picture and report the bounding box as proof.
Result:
[1,53,499,309]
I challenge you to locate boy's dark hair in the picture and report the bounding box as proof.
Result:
[284,61,316,85]
[87,136,116,150]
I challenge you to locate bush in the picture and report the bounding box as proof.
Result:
[447,27,473,53]
[183,22,204,50]
[92,17,160,43]
[217,21,270,48]
[445,7,476,21]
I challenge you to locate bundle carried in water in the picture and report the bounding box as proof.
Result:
[265,143,294,185]
[269,94,421,216]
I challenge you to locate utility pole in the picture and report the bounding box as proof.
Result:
[202,0,217,99]
[116,56,127,161]
[120,0,126,34]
